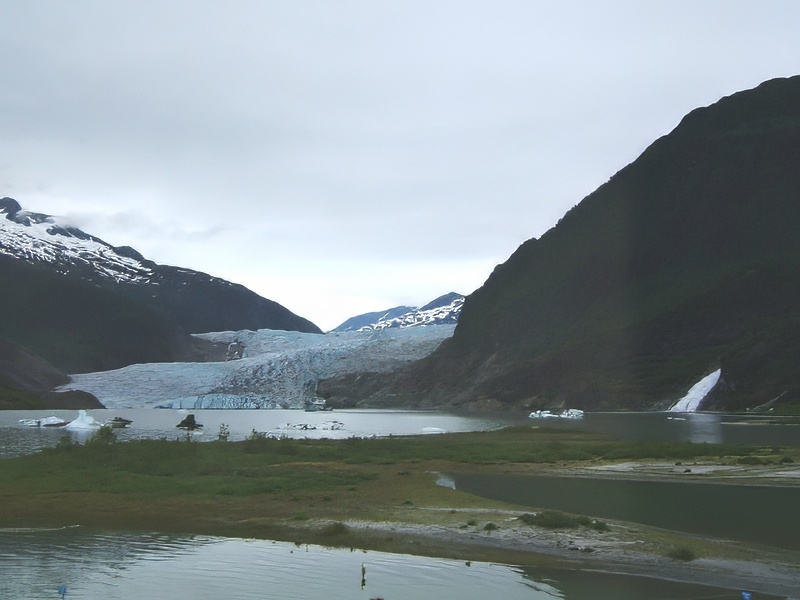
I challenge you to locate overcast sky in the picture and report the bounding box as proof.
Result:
[2,2,798,330]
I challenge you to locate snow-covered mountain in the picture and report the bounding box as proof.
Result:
[332,292,464,332]
[58,325,455,409]
[0,197,320,335]
[0,197,153,283]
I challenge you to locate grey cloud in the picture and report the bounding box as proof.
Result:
[2,1,799,328]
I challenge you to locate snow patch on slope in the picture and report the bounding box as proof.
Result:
[669,369,721,412]
[58,326,455,409]
[0,202,152,283]
[358,295,464,331]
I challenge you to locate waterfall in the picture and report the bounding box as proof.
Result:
[668,369,721,412]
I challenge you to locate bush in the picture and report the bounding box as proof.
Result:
[54,433,77,451]
[518,511,608,531]
[88,425,116,446]
[320,521,349,536]
[667,545,697,561]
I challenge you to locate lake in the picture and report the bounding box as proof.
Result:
[527,410,800,447]
[0,528,782,600]
[3,409,799,460]
[0,408,522,459]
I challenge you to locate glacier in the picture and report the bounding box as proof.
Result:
[668,369,721,412]
[58,325,455,409]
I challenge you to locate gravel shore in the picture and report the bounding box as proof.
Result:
[334,461,800,598]
[341,510,800,598]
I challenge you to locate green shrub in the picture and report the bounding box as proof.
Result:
[54,433,77,451]
[667,545,697,561]
[88,425,117,446]
[518,511,608,531]
[320,521,349,536]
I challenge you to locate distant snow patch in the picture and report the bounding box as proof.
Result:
[668,369,721,412]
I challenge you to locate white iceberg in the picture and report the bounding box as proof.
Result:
[528,408,584,419]
[65,410,101,430]
[19,416,68,428]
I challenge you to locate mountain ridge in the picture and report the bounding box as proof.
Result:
[0,197,321,335]
[0,197,320,379]
[327,75,800,413]
[332,292,464,332]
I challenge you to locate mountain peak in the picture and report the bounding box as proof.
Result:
[332,293,464,332]
[1,197,322,362]
[0,197,22,217]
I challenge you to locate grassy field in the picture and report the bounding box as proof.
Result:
[1,426,797,566]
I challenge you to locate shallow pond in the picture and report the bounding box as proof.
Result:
[452,474,800,551]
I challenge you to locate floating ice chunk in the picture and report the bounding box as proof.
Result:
[65,409,100,430]
[422,426,446,434]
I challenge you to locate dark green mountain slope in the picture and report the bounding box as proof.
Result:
[395,76,800,411]
[0,256,207,374]
[0,339,102,409]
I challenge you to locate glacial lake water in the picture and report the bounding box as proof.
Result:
[0,528,784,600]
[0,409,522,459]
[2,409,799,459]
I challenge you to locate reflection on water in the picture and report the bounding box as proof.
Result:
[0,528,773,600]
[0,528,551,600]
[677,412,723,443]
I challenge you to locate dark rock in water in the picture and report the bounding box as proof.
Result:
[176,414,202,430]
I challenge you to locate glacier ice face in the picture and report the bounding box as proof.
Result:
[668,369,721,412]
[58,325,455,409]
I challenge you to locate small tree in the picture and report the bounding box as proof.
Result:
[88,425,117,446]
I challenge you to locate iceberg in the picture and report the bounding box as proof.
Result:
[18,416,68,428]
[528,408,584,419]
[65,410,101,430]
[669,369,721,412]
